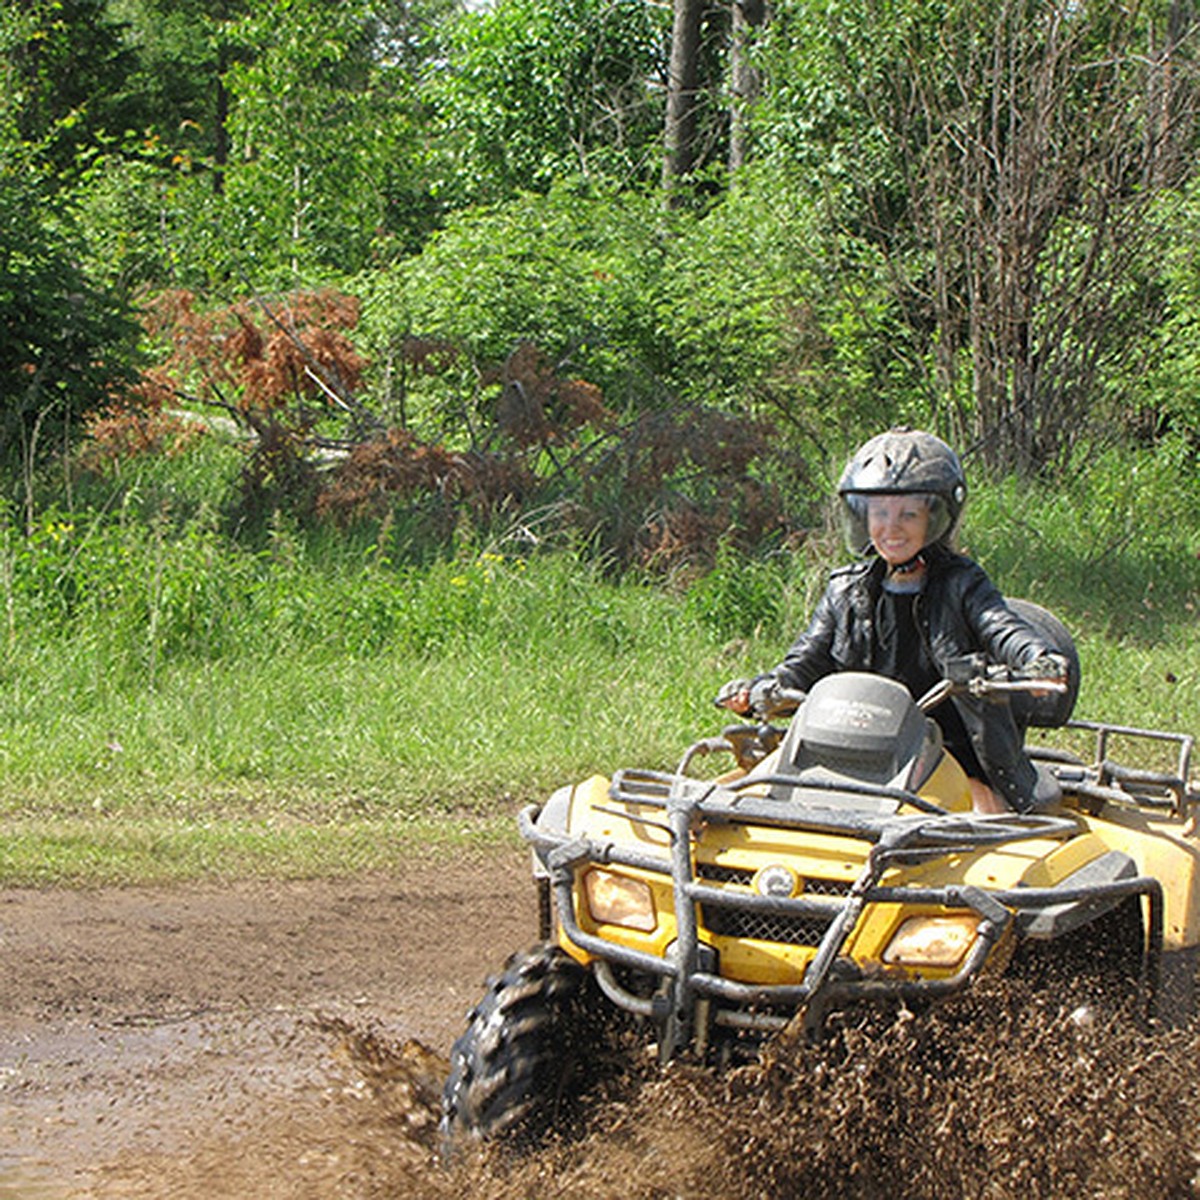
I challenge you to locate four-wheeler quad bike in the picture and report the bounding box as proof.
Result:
[441,602,1200,1147]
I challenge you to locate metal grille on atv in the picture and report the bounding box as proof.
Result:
[697,862,851,946]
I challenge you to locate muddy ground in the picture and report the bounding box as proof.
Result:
[3,847,1200,1199]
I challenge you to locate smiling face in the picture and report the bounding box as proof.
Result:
[865,494,931,566]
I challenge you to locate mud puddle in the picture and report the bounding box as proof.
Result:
[4,863,1200,1198]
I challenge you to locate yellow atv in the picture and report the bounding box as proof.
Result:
[441,604,1200,1146]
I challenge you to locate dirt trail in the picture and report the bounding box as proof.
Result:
[4,848,1200,1199]
[0,850,534,1198]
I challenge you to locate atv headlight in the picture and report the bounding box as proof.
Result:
[883,914,980,968]
[583,869,657,932]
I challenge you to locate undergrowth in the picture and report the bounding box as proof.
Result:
[0,431,1197,884]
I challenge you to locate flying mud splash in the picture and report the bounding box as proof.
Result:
[336,977,1200,1200]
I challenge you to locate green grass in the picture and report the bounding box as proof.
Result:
[0,813,517,887]
[2,438,1198,886]
[0,541,765,883]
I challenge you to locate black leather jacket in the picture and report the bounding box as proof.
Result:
[768,546,1056,810]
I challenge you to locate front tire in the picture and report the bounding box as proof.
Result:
[440,943,589,1155]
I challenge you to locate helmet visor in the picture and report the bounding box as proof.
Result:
[840,490,953,558]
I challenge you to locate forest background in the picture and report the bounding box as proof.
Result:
[2,0,1200,883]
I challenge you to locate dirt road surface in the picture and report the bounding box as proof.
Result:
[1,848,536,1199]
[4,846,1200,1200]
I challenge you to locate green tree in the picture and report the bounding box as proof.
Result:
[431,0,667,204]
[656,167,909,440]
[56,0,454,292]
[210,0,447,280]
[4,0,142,176]
[0,159,139,508]
[755,0,1200,473]
[108,0,255,192]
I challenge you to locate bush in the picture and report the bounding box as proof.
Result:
[0,168,140,473]
[356,184,672,412]
[103,283,820,570]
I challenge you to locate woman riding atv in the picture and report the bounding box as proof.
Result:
[718,427,1069,814]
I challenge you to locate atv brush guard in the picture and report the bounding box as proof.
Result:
[521,770,1164,1049]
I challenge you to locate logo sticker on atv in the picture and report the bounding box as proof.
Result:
[819,698,890,729]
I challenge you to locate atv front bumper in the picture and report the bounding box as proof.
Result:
[519,775,1165,1037]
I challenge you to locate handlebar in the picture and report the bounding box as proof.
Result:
[717,666,1067,723]
[917,668,1068,713]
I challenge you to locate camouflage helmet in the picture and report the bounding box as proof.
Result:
[836,427,967,556]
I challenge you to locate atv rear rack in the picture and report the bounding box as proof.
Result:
[1030,718,1197,815]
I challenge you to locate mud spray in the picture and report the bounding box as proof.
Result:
[321,976,1200,1200]
[77,978,1200,1199]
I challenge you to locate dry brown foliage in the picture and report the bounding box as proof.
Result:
[403,336,460,376]
[493,341,615,449]
[136,287,366,423]
[101,289,803,565]
[79,379,204,472]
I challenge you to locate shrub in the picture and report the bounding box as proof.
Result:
[105,288,820,570]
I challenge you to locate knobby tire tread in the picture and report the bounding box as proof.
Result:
[441,942,586,1151]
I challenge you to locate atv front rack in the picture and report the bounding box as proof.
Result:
[520,768,1166,1045]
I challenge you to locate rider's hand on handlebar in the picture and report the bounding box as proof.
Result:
[1019,652,1069,697]
[1025,652,1068,682]
[932,652,1069,707]
[715,676,756,714]
[716,675,794,720]
[1024,651,1068,682]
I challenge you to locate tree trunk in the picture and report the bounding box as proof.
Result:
[1146,0,1195,188]
[729,0,766,172]
[214,56,229,196]
[663,0,703,203]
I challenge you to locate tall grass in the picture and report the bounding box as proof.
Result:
[963,439,1200,742]
[2,436,1198,884]
[0,544,723,797]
